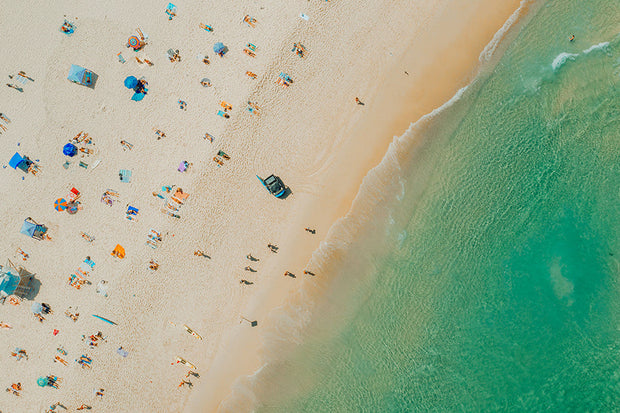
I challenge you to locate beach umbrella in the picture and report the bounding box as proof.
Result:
[127,36,141,50]
[31,302,43,314]
[67,202,79,214]
[62,143,78,157]
[37,377,48,387]
[54,198,68,211]
[213,42,225,54]
[124,76,138,89]
[131,92,145,101]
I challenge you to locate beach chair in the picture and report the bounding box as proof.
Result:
[119,169,132,183]
[199,23,213,32]
[246,71,257,79]
[246,43,257,52]
[60,20,75,36]
[165,3,177,20]
[247,106,259,116]
[213,156,224,167]
[161,208,181,219]
[243,48,256,58]
[204,133,215,142]
[126,205,139,221]
[220,101,232,111]
[217,110,228,118]
[243,15,257,27]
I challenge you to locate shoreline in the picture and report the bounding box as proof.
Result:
[186,0,524,411]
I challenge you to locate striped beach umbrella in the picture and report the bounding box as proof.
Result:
[54,198,68,211]
[128,36,141,50]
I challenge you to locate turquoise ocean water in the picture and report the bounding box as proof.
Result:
[223,1,620,411]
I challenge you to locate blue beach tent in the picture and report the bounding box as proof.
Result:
[67,64,96,87]
[20,218,48,240]
[0,266,20,297]
[9,152,33,173]
[20,220,37,238]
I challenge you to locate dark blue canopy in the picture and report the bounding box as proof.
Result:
[213,42,225,54]
[124,76,138,89]
[63,143,77,157]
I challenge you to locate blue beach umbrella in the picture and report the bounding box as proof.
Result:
[124,76,138,89]
[31,302,43,314]
[131,92,145,101]
[37,377,48,387]
[213,42,225,54]
[63,143,77,157]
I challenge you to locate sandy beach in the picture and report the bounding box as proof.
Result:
[0,0,521,412]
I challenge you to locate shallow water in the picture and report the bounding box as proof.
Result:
[226,1,620,411]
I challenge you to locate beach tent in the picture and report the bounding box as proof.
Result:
[9,152,33,173]
[111,244,125,259]
[67,64,96,87]
[0,262,35,299]
[0,266,20,298]
[20,217,48,240]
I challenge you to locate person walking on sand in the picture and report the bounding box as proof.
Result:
[240,279,254,285]
[284,271,296,278]
[304,227,316,234]
[179,380,193,388]
[246,254,258,261]
[355,97,364,105]
[77,404,92,410]
[304,270,315,276]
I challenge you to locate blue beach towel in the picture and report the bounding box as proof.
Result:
[119,169,132,183]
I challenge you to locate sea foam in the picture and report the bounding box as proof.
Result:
[551,53,579,71]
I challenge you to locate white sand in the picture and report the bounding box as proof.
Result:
[0,0,521,412]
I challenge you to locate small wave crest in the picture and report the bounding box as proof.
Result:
[583,41,610,54]
[479,0,531,62]
[551,52,579,71]
[551,40,612,71]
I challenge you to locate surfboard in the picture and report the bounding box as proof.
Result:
[92,314,117,325]
[183,324,203,340]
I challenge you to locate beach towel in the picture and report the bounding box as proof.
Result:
[119,169,132,183]
[117,347,128,357]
